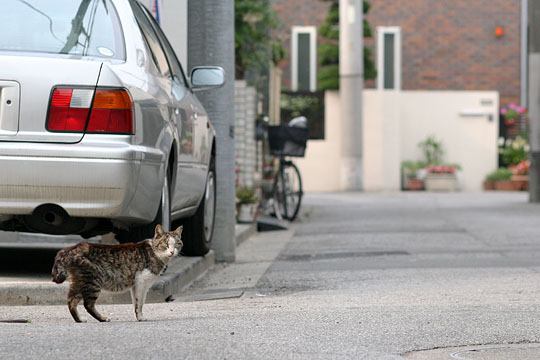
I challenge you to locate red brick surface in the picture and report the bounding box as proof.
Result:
[271,0,332,89]
[273,0,522,105]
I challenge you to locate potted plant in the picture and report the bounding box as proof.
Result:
[500,103,527,127]
[424,164,460,192]
[509,160,530,191]
[483,171,498,190]
[417,136,460,192]
[499,136,529,167]
[490,168,514,191]
[401,161,425,191]
[236,186,258,223]
[418,135,444,166]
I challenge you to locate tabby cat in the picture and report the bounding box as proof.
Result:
[51,224,182,322]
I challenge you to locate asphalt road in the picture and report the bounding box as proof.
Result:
[1,192,540,359]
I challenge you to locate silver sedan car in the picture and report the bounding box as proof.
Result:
[0,0,223,255]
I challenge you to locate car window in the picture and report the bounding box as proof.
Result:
[130,2,170,78]
[138,5,188,87]
[0,0,125,59]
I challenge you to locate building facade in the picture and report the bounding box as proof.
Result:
[273,0,524,106]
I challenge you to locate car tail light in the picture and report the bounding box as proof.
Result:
[46,87,134,134]
[87,89,134,134]
[47,88,93,132]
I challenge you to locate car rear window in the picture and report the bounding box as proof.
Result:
[0,0,125,59]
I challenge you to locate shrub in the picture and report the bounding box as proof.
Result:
[236,186,258,204]
[499,136,529,166]
[486,168,513,182]
[418,135,444,165]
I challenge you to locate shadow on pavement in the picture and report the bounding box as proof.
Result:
[0,247,60,274]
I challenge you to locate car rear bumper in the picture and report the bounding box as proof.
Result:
[0,138,164,221]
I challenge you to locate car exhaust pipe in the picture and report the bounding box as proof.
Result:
[42,208,65,226]
[23,204,86,235]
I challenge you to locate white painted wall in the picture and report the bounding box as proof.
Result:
[295,92,343,191]
[398,91,499,192]
[296,90,499,192]
[138,0,188,69]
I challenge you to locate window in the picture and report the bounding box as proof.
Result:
[0,0,125,59]
[138,3,188,86]
[377,27,401,90]
[291,26,317,92]
[130,2,170,78]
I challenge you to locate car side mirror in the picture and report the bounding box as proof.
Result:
[190,66,225,91]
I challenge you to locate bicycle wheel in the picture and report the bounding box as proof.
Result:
[274,161,303,221]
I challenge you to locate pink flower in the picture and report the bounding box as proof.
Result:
[427,165,456,174]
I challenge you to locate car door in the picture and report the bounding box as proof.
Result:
[136,3,203,212]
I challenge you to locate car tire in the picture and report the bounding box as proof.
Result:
[116,169,172,243]
[181,156,215,256]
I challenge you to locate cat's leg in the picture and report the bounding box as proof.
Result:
[82,286,110,322]
[133,270,158,321]
[67,286,84,323]
[137,284,152,322]
[132,283,145,321]
[132,281,153,321]
[130,287,139,320]
[68,289,85,322]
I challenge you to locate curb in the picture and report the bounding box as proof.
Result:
[0,224,255,306]
[0,252,216,306]
[235,222,257,246]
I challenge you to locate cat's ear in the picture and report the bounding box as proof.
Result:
[173,226,183,237]
[155,224,164,237]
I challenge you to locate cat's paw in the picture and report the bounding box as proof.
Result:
[99,317,111,323]
[136,317,147,322]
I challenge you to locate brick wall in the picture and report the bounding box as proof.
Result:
[366,0,522,105]
[271,0,331,89]
[273,0,522,105]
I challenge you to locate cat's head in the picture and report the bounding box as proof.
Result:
[152,224,183,259]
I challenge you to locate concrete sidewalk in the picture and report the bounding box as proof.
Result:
[0,224,256,306]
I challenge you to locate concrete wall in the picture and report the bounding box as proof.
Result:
[234,81,258,188]
[295,92,343,191]
[295,90,499,192]
[398,91,499,192]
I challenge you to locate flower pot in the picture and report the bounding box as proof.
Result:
[405,178,424,191]
[495,180,515,191]
[425,173,458,192]
[483,180,495,191]
[237,203,257,223]
[504,118,516,127]
[511,175,529,191]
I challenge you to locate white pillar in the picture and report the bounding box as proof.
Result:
[339,0,364,191]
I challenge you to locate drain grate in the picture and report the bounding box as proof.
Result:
[279,250,409,262]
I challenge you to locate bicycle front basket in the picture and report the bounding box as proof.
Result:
[268,125,309,157]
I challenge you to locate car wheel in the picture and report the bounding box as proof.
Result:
[116,169,171,243]
[182,157,215,256]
